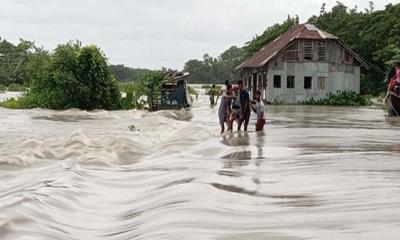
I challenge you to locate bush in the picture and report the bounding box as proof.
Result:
[4,42,121,110]
[118,82,135,93]
[301,90,372,106]
[119,82,146,110]
[144,71,165,101]
[0,94,37,109]
[0,84,6,92]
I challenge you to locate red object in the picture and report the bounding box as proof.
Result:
[387,72,400,116]
[256,119,265,131]
[389,77,398,91]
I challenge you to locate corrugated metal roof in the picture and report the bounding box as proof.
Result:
[237,24,366,69]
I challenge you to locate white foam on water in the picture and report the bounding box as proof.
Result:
[0,216,10,234]
[0,130,150,166]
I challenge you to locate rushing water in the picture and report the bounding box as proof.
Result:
[1,91,400,240]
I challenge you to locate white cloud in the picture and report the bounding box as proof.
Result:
[0,0,398,69]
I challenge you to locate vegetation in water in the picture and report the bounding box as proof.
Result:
[118,71,167,110]
[188,86,198,96]
[1,41,121,110]
[301,91,372,106]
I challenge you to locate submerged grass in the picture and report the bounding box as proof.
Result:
[301,90,372,106]
[0,94,38,109]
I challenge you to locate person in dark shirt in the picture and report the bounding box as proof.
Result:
[237,81,250,131]
[208,84,217,106]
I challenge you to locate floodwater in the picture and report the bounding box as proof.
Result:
[1,91,400,240]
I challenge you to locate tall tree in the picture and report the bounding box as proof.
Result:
[243,15,299,58]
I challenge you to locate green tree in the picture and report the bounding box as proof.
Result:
[183,59,208,83]
[243,15,299,58]
[183,47,243,84]
[0,38,33,86]
[24,46,50,87]
[109,64,153,82]
[75,45,120,109]
[28,41,120,110]
[309,2,400,94]
[143,71,166,105]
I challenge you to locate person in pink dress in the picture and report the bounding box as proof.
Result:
[388,63,400,93]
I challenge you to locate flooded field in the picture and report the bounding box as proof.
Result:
[1,92,400,240]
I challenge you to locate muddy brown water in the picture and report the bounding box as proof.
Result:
[1,92,400,239]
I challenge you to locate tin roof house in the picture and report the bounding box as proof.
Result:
[237,24,368,103]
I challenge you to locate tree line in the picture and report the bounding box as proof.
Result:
[108,64,153,82]
[183,2,400,95]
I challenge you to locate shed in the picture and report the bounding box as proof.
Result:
[150,72,192,111]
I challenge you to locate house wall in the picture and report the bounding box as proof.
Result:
[266,61,360,103]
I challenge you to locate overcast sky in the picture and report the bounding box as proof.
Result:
[0,0,398,69]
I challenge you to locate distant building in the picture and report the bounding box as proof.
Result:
[237,24,368,103]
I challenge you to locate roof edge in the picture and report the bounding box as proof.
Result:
[336,40,369,69]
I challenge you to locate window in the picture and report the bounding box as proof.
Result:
[317,41,327,61]
[304,41,313,61]
[287,75,295,88]
[304,76,312,89]
[273,75,281,88]
[317,77,326,90]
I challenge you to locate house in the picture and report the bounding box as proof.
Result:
[236,24,368,103]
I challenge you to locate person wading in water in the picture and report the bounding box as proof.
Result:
[251,90,265,131]
[208,84,217,106]
[237,81,251,132]
[218,84,233,134]
[215,80,229,105]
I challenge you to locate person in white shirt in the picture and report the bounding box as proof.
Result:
[252,90,265,131]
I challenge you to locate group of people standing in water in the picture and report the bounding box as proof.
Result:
[209,80,265,134]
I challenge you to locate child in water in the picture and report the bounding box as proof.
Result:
[252,90,265,131]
